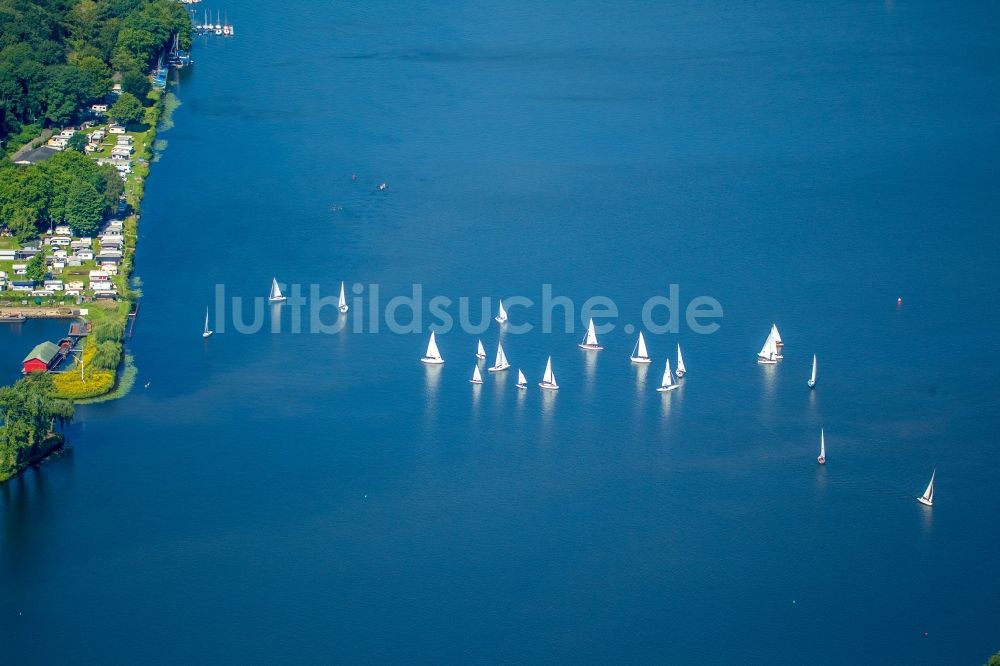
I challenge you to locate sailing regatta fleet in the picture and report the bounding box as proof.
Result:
[201,286,937,507]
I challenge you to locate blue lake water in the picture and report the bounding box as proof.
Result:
[3,1,999,662]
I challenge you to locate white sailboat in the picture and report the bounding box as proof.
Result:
[656,359,678,392]
[538,356,559,390]
[495,299,508,324]
[675,343,686,378]
[757,330,778,364]
[771,323,784,347]
[338,281,349,314]
[470,365,483,384]
[515,369,527,389]
[268,277,286,303]
[917,469,935,506]
[578,318,603,350]
[817,429,826,464]
[807,354,817,388]
[476,339,487,360]
[202,307,213,338]
[421,331,444,364]
[488,341,510,372]
[630,331,651,363]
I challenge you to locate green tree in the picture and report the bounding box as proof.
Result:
[93,319,126,343]
[115,27,158,67]
[0,374,74,481]
[986,651,1000,666]
[75,54,113,99]
[121,69,150,99]
[0,164,49,222]
[109,92,143,125]
[65,178,105,236]
[67,132,88,153]
[25,250,46,283]
[44,65,92,125]
[92,340,122,370]
[98,163,125,205]
[7,208,39,243]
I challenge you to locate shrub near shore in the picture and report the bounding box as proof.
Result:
[51,303,128,400]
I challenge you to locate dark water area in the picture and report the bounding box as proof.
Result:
[2,1,999,662]
[0,319,76,384]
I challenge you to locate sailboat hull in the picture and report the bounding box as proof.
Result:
[339,305,349,314]
[421,357,444,365]
[470,379,483,384]
[202,331,213,339]
[630,356,651,364]
[817,456,825,464]
[757,357,777,365]
[495,316,507,324]
[675,370,686,378]
[578,344,603,351]
[488,364,510,372]
[656,384,679,392]
[538,382,559,390]
[268,297,286,304]
[807,380,816,388]
[516,384,527,389]
[918,497,933,507]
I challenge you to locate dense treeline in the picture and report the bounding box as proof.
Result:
[0,150,123,237]
[0,373,73,482]
[0,0,191,145]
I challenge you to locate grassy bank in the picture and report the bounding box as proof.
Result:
[21,90,167,402]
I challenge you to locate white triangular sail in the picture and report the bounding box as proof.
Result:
[269,277,284,301]
[630,331,650,362]
[516,369,527,388]
[757,333,778,363]
[578,319,602,349]
[490,341,510,371]
[543,357,555,384]
[476,339,486,358]
[495,299,508,323]
[771,323,783,345]
[758,334,771,358]
[676,343,686,376]
[471,365,483,384]
[809,354,817,385]
[919,470,935,506]
[539,356,558,389]
[204,307,210,334]
[338,281,348,312]
[819,429,826,462]
[422,331,443,363]
[657,359,677,391]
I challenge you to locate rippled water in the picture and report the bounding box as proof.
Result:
[3,1,999,662]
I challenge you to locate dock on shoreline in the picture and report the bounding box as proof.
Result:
[0,307,87,320]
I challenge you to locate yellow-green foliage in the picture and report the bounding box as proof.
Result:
[52,340,116,399]
[76,355,136,405]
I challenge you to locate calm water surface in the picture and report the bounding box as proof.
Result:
[3,1,999,662]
